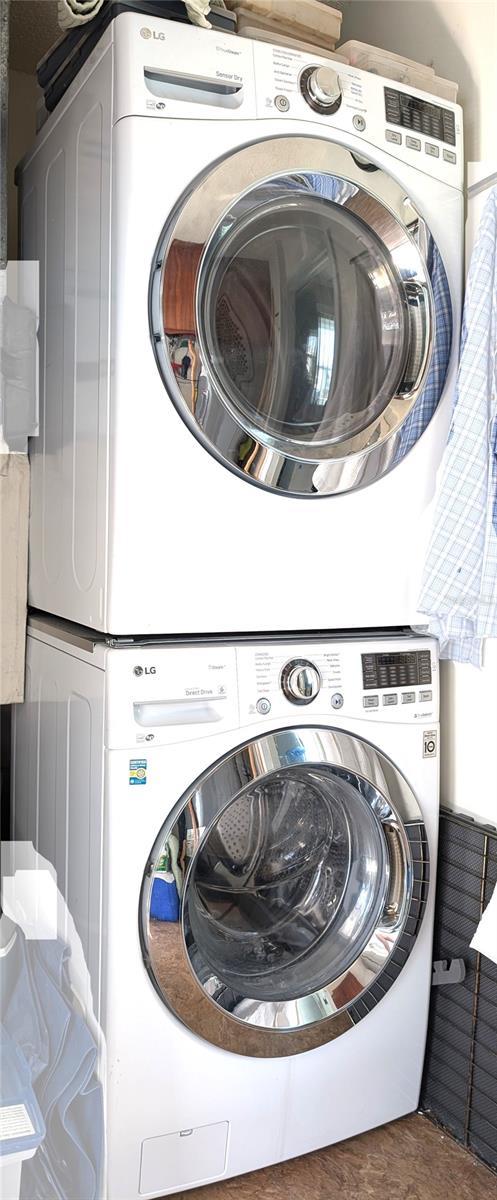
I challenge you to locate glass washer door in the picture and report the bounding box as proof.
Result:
[140,727,430,1059]
[150,137,451,496]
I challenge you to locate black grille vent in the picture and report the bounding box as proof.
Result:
[421,810,497,1171]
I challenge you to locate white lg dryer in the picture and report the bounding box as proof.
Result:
[13,618,439,1198]
[17,14,463,634]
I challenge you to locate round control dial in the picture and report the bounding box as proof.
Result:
[300,65,342,115]
[281,659,321,705]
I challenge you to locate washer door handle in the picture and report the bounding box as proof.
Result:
[382,822,409,926]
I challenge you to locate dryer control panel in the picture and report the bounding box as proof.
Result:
[110,13,463,190]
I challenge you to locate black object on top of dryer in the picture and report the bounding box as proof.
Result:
[37,1,237,114]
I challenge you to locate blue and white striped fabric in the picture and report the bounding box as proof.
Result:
[418,187,497,666]
[303,173,453,461]
[393,239,452,460]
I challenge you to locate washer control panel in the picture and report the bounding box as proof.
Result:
[359,649,433,714]
[236,636,439,727]
[362,649,432,690]
[104,636,439,746]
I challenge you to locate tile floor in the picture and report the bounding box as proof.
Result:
[170,1114,497,1199]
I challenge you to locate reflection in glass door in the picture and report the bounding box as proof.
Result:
[185,767,387,1002]
[140,728,429,1057]
[151,137,451,495]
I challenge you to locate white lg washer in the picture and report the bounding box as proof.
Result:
[17,14,463,635]
[13,618,439,1198]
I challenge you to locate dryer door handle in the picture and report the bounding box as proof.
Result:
[133,699,225,727]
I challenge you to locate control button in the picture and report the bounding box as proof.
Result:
[386,129,402,144]
[382,693,398,706]
[274,94,290,113]
[331,692,344,710]
[281,659,321,705]
[363,696,379,709]
[419,690,433,702]
[443,148,456,163]
[401,692,416,704]
[406,136,421,151]
[442,110,456,144]
[352,114,366,132]
[256,697,271,715]
[300,65,342,115]
[384,87,401,123]
[425,142,440,157]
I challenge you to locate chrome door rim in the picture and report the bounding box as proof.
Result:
[140,727,430,1057]
[149,135,441,496]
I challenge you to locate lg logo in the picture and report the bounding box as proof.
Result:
[140,26,166,40]
[133,666,157,677]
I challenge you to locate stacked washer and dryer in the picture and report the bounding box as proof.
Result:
[12,12,463,1199]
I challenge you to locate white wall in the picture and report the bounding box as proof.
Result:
[440,646,497,828]
[8,69,40,260]
[338,0,497,163]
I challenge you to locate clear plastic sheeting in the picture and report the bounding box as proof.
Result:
[1,844,104,1200]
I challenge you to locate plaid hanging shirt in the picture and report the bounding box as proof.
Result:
[418,188,497,665]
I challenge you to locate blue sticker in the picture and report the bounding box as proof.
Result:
[129,758,147,785]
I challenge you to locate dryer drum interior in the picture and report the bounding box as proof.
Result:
[150,136,452,496]
[139,727,429,1057]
